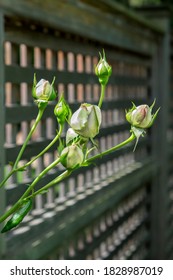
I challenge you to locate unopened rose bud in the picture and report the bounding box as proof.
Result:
[54,95,71,125]
[126,101,160,129]
[95,50,112,86]
[60,145,84,170]
[32,75,56,103]
[70,103,101,139]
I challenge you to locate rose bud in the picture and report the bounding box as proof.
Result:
[60,145,84,170]
[70,103,102,139]
[54,95,71,125]
[32,75,56,103]
[126,101,160,129]
[95,50,112,86]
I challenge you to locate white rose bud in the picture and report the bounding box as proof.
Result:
[70,103,101,139]
[60,145,84,170]
[32,75,56,102]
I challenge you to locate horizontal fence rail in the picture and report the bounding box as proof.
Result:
[0,0,171,259]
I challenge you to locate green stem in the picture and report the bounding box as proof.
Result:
[0,123,63,189]
[25,170,71,199]
[24,124,63,168]
[98,84,106,108]
[0,157,60,223]
[85,133,135,165]
[0,134,135,223]
[0,105,47,189]
[0,170,15,189]
[13,107,46,170]
[28,134,135,199]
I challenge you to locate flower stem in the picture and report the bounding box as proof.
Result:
[13,106,46,169]
[24,124,63,168]
[25,170,71,199]
[0,170,15,189]
[0,134,135,223]
[98,84,106,108]
[21,135,135,201]
[0,157,60,223]
[85,133,135,165]
[0,105,47,189]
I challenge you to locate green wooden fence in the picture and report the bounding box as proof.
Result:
[0,0,172,259]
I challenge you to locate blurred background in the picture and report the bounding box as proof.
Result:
[0,0,173,260]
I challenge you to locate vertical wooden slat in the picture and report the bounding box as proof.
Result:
[150,13,170,259]
[0,11,6,257]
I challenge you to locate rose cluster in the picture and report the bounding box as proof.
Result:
[0,50,160,234]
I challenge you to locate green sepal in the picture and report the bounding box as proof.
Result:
[57,138,65,155]
[32,73,37,99]
[125,102,136,123]
[48,76,57,101]
[95,50,112,86]
[54,94,72,125]
[90,137,99,150]
[131,126,146,152]
[147,107,160,128]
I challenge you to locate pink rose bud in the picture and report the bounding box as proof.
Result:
[126,101,160,129]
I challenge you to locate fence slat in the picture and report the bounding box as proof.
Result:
[0,11,6,257]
